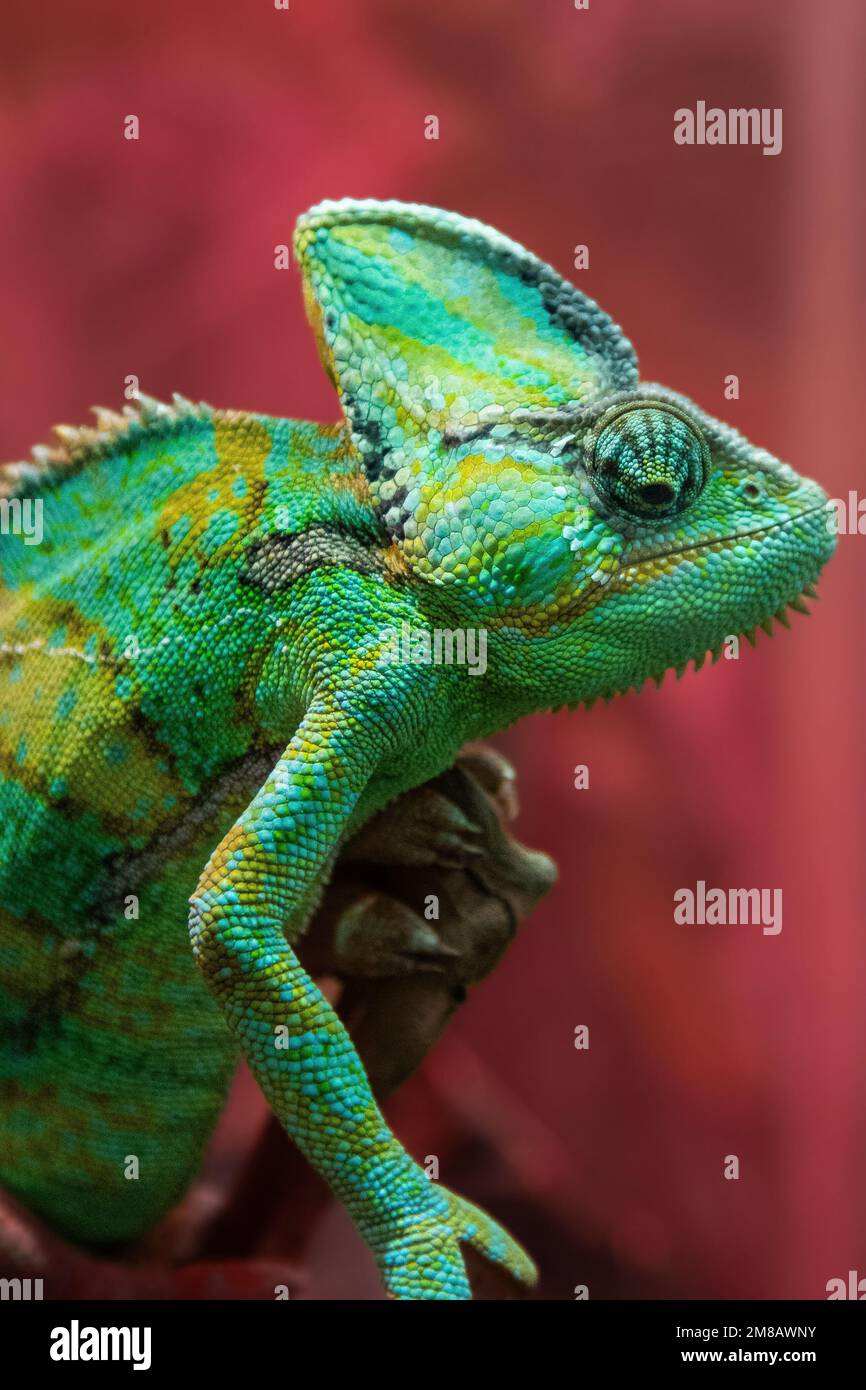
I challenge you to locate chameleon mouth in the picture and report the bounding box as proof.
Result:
[547,498,831,690]
[616,499,833,575]
[557,499,831,628]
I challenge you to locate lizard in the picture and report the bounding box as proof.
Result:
[0,198,835,1300]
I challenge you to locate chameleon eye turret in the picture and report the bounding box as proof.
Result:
[587,400,710,521]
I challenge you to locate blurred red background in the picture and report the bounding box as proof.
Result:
[1,0,863,1299]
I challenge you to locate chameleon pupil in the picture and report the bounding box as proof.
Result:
[640,481,676,508]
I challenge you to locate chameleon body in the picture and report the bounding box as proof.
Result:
[0,200,834,1299]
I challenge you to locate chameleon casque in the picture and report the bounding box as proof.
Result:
[0,199,835,1299]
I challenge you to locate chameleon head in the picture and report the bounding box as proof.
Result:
[552,386,835,699]
[294,199,835,706]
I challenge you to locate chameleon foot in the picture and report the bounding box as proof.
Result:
[374,1184,538,1301]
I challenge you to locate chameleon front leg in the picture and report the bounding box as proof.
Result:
[188,699,536,1300]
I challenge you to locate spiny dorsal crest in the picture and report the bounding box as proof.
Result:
[0,393,213,501]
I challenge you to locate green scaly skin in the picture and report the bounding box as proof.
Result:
[0,200,835,1299]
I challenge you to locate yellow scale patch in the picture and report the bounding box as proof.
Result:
[0,591,186,836]
[156,416,273,572]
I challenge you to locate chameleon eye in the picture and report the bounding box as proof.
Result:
[587,402,710,521]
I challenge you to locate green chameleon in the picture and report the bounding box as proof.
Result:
[0,199,834,1299]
